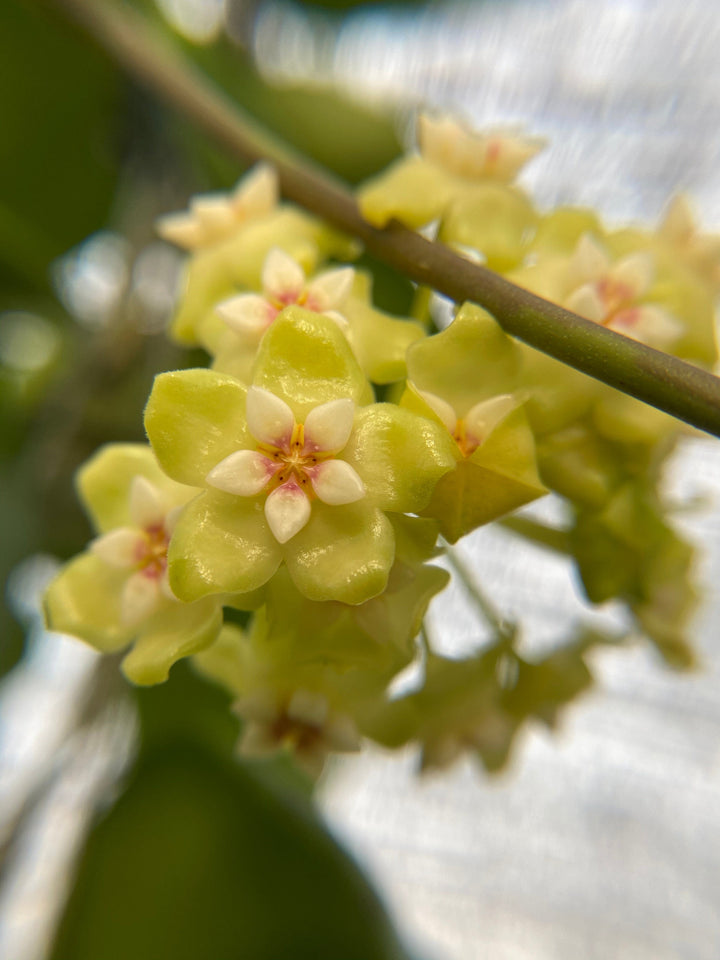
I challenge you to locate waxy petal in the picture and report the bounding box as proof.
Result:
[91,528,142,568]
[263,247,305,302]
[191,194,235,232]
[155,212,206,250]
[306,267,354,312]
[309,459,365,505]
[145,369,252,487]
[121,571,163,627]
[253,308,373,420]
[284,501,394,605]
[303,398,355,453]
[164,504,184,537]
[571,234,610,284]
[565,284,606,323]
[168,491,282,601]
[321,309,350,330]
[120,596,222,686]
[44,554,132,653]
[216,293,274,336]
[415,388,457,433]
[343,404,456,513]
[405,303,522,416]
[129,475,166,530]
[612,251,654,299]
[611,304,683,348]
[206,449,277,496]
[231,163,278,217]
[265,482,312,543]
[465,394,519,443]
[78,444,194,535]
[246,386,295,448]
[418,115,544,181]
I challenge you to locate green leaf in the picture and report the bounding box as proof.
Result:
[0,0,119,291]
[49,742,412,960]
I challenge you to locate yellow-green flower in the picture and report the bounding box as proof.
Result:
[145,308,456,604]
[400,303,546,542]
[44,444,223,685]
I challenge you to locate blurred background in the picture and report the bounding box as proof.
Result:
[1,0,720,958]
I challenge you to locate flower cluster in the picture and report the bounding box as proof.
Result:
[45,114,718,776]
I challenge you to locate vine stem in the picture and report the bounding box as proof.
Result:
[442,543,516,644]
[45,0,720,438]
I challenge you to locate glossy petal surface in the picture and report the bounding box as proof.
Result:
[121,598,222,686]
[343,404,456,513]
[44,554,133,653]
[78,444,191,534]
[145,369,251,487]
[245,387,295,447]
[253,308,372,420]
[405,302,522,415]
[284,501,394,605]
[309,459,365,505]
[265,483,312,543]
[206,450,276,496]
[303,398,355,453]
[168,491,282,601]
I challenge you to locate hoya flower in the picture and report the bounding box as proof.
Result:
[145,308,456,605]
[563,234,682,349]
[156,163,278,251]
[359,114,541,270]
[252,522,449,678]
[235,688,361,778]
[212,268,425,387]
[89,474,178,627]
[169,212,359,352]
[217,247,353,336]
[44,445,223,685]
[417,115,545,183]
[206,387,366,544]
[401,303,546,542]
[657,194,720,292]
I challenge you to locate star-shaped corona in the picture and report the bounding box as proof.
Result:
[413,388,519,459]
[155,163,278,250]
[564,234,682,348]
[417,114,545,183]
[216,247,353,337]
[90,475,179,625]
[206,388,365,544]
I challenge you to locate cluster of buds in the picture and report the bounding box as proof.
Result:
[46,115,719,776]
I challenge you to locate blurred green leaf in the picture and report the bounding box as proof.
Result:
[49,737,412,960]
[0,0,120,294]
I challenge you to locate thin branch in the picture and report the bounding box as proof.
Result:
[442,543,517,644]
[44,0,720,439]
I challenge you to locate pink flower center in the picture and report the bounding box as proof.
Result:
[259,422,332,496]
